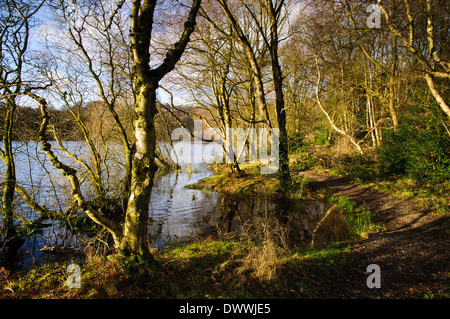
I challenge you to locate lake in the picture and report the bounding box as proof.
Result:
[0,141,342,270]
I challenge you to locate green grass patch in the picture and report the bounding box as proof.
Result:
[186,164,282,198]
[328,195,380,238]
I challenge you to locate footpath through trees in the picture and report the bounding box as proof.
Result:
[297,170,449,298]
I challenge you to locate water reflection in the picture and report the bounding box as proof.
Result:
[149,172,351,251]
[204,196,349,249]
[147,165,220,248]
[1,141,351,270]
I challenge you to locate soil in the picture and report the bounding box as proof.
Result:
[298,171,450,299]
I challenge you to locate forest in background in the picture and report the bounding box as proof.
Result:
[2,0,449,180]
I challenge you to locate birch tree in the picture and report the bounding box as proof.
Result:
[378,0,450,120]
[343,0,401,132]
[120,0,202,255]
[216,0,291,184]
[27,0,202,257]
[0,0,44,245]
[40,0,136,203]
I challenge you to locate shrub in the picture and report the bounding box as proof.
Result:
[377,99,450,184]
[288,133,306,153]
[336,152,379,181]
[315,131,329,146]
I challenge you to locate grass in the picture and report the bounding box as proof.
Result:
[0,236,353,299]
[367,178,450,217]
[186,163,312,201]
[328,195,381,238]
[1,186,356,300]
[4,142,446,299]
[292,144,450,219]
[186,163,282,199]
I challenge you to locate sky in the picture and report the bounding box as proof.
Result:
[25,0,185,109]
[22,0,315,109]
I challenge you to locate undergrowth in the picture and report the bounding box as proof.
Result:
[1,217,352,299]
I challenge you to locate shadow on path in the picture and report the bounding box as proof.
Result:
[295,170,450,298]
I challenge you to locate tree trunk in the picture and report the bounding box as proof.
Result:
[267,0,290,185]
[1,156,16,240]
[1,107,17,241]
[314,56,364,155]
[31,91,122,248]
[389,39,399,131]
[388,75,399,131]
[219,0,272,130]
[119,82,159,256]
[118,0,202,256]
[425,73,450,119]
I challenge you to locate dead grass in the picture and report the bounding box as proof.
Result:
[239,216,291,281]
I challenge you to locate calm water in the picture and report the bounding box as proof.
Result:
[0,141,342,269]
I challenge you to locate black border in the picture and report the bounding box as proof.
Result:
[2,298,448,318]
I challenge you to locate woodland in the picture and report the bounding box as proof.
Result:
[0,0,449,300]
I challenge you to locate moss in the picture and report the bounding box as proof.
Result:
[186,164,282,199]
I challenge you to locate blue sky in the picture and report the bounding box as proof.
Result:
[25,1,187,109]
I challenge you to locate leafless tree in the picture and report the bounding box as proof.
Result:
[0,0,45,244]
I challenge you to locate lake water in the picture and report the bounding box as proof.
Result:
[0,141,342,269]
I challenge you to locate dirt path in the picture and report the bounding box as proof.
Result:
[298,171,450,298]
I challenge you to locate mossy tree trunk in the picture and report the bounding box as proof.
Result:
[1,104,18,241]
[267,0,291,186]
[0,0,44,243]
[119,0,202,256]
[27,0,201,258]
